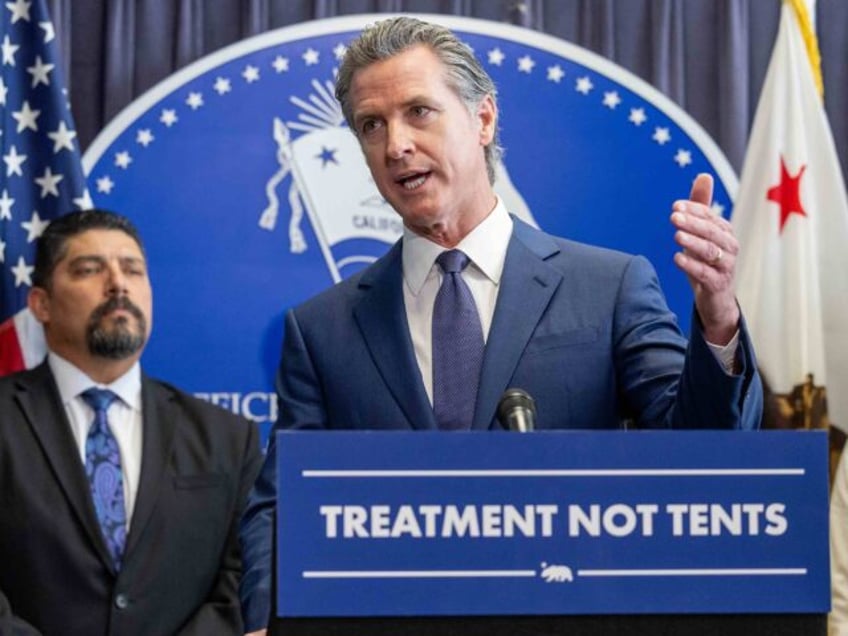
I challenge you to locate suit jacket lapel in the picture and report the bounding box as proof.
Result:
[353,242,437,430]
[472,220,563,430]
[124,376,176,557]
[16,363,116,571]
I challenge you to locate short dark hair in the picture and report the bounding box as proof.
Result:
[33,209,145,289]
[335,16,502,184]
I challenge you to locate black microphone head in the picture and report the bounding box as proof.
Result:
[497,388,536,417]
[497,388,537,428]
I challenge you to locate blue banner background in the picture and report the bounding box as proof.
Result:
[82,16,737,437]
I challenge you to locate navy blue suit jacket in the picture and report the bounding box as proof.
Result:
[239,219,762,630]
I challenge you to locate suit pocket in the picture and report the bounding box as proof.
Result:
[524,327,600,354]
[173,473,225,489]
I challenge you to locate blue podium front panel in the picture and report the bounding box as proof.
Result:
[275,430,829,617]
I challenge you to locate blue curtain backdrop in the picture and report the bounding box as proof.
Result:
[48,0,848,182]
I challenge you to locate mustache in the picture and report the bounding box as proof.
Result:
[89,296,146,324]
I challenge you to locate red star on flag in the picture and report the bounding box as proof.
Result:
[766,156,807,233]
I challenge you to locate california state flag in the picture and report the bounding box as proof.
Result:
[732,0,848,435]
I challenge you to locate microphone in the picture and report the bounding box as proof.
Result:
[497,388,536,432]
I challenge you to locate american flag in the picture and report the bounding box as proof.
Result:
[0,0,89,375]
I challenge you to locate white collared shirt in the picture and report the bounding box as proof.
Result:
[402,197,513,403]
[48,352,143,528]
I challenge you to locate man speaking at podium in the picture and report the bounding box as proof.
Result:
[240,17,762,634]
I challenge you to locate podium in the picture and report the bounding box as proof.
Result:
[270,430,830,635]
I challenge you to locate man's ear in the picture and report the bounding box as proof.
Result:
[476,94,497,146]
[28,287,50,324]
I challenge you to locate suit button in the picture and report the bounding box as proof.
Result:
[115,593,129,610]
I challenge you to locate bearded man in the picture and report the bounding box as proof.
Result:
[0,209,261,636]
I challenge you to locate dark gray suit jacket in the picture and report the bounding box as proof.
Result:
[0,362,262,636]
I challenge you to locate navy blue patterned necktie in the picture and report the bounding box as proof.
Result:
[432,250,485,430]
[81,388,126,570]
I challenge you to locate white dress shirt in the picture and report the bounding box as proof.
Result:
[48,352,143,528]
[401,197,739,405]
[402,197,513,403]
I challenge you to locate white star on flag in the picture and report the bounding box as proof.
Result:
[21,210,48,241]
[332,43,347,60]
[11,255,33,287]
[38,20,53,42]
[12,100,39,132]
[272,56,289,73]
[34,166,62,197]
[711,202,725,217]
[3,145,26,176]
[1,35,19,65]
[0,189,13,220]
[47,120,76,153]
[26,54,52,86]
[5,0,31,24]
[0,76,7,104]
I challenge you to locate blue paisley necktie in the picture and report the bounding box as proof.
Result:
[81,388,126,570]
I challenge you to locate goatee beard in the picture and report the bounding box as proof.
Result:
[86,297,147,360]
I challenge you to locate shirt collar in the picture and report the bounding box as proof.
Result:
[402,196,513,295]
[48,351,142,411]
